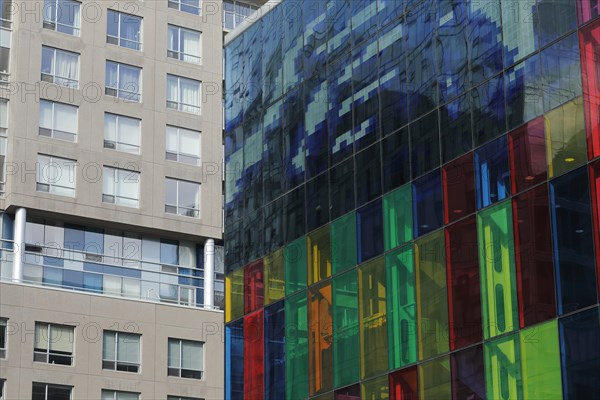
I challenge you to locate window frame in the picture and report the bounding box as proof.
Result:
[167,338,204,379]
[102,166,140,208]
[103,113,141,154]
[106,9,142,51]
[167,0,201,15]
[167,24,201,64]
[166,74,201,114]
[41,46,79,88]
[42,0,81,36]
[105,61,142,102]
[101,389,139,400]
[0,99,6,196]
[36,154,77,197]
[165,125,201,165]
[32,382,72,400]
[33,322,75,366]
[165,178,200,218]
[39,99,78,142]
[0,318,7,358]
[102,330,141,373]
[167,396,203,400]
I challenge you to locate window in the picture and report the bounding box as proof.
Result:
[0,318,6,358]
[0,99,6,195]
[107,10,142,51]
[105,61,141,102]
[0,0,11,30]
[39,100,78,141]
[167,338,203,379]
[223,0,259,30]
[167,25,201,64]
[41,47,79,88]
[32,383,72,400]
[167,397,203,400]
[43,0,80,36]
[33,323,74,365]
[36,154,76,197]
[165,178,200,218]
[101,390,139,400]
[166,126,200,165]
[166,74,200,114]
[102,166,140,208]
[104,113,140,154]
[0,379,4,400]
[102,330,141,372]
[168,0,200,15]
[0,0,11,83]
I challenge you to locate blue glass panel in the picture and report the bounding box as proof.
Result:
[83,262,103,274]
[243,20,263,121]
[263,101,284,203]
[501,0,539,67]
[382,127,411,193]
[440,93,472,163]
[124,268,140,280]
[83,272,102,293]
[283,88,305,191]
[262,5,283,105]
[1,213,13,247]
[265,301,285,400]
[44,255,64,268]
[412,169,443,238]
[411,110,440,178]
[537,0,577,47]
[307,172,330,232]
[550,167,597,315]
[226,319,245,400]
[244,209,263,264]
[472,74,506,146]
[506,54,543,131]
[225,219,243,273]
[243,117,263,213]
[284,185,306,243]
[305,72,329,179]
[474,135,511,209]
[303,1,327,80]
[356,144,382,207]
[160,239,179,265]
[353,35,380,152]
[282,2,303,91]
[559,307,600,398]
[357,200,384,263]
[64,224,85,252]
[379,0,405,28]
[43,266,63,286]
[330,158,355,220]
[225,35,244,133]
[84,228,104,254]
[327,0,351,61]
[63,270,83,289]
[468,0,503,85]
[351,0,379,45]
[437,0,469,102]
[328,51,354,165]
[225,123,245,223]
[264,198,284,253]
[540,32,582,112]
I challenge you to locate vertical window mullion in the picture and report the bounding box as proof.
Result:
[50,103,55,134]
[45,383,48,400]
[179,340,183,376]
[46,324,51,358]
[114,332,119,367]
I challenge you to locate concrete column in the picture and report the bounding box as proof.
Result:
[12,207,26,282]
[203,238,215,309]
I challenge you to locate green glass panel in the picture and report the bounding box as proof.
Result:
[418,356,451,400]
[415,230,449,360]
[264,248,285,305]
[384,184,413,251]
[386,244,417,370]
[358,256,388,380]
[477,201,518,339]
[520,320,562,400]
[484,333,522,400]
[545,97,587,178]
[361,375,389,400]
[308,225,332,285]
[225,268,244,323]
[285,236,307,295]
[332,269,360,388]
[331,212,357,275]
[286,291,309,400]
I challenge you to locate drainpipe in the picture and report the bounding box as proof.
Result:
[203,238,215,309]
[12,207,26,282]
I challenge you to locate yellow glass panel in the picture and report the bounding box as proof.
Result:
[361,375,389,400]
[418,356,451,400]
[264,248,285,305]
[307,225,332,285]
[225,268,244,323]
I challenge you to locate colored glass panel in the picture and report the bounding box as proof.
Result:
[332,270,360,388]
[512,185,557,328]
[541,32,582,112]
[225,268,244,323]
[357,200,384,263]
[244,309,264,400]
[411,111,440,178]
[508,117,547,194]
[284,184,306,243]
[389,366,418,400]
[307,172,330,232]
[264,248,285,305]
[437,0,468,103]
[356,144,382,207]
[244,259,264,314]
[451,344,485,400]
[538,0,577,47]
[382,127,411,192]
[361,375,389,400]
[477,201,518,339]
[335,384,360,400]
[309,281,333,396]
[352,35,380,153]
[305,72,329,179]
[475,135,511,209]
[442,153,476,225]
[331,212,357,275]
[386,244,417,370]
[591,160,600,295]
[419,356,451,399]
[445,216,482,350]
[440,93,472,164]
[501,0,538,67]
[468,0,503,85]
[307,225,332,286]
[358,256,388,380]
[330,158,355,220]
[520,320,562,400]
[472,73,506,146]
[415,230,449,360]
[383,184,413,251]
[545,97,587,178]
[285,236,307,295]
[580,19,600,160]
[550,166,597,314]
[286,291,309,400]
[506,54,543,131]
[577,0,600,25]
[379,22,408,136]
[412,169,443,238]
[484,333,522,400]
[265,301,285,400]
[559,307,600,398]
[225,319,244,400]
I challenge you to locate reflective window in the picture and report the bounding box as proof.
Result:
[166,74,201,114]
[104,113,140,154]
[107,10,142,51]
[165,178,200,218]
[105,61,141,102]
[167,25,201,64]
[102,166,140,208]
[33,322,74,365]
[102,330,141,373]
[36,154,76,197]
[168,0,200,15]
[166,126,200,165]
[39,100,77,142]
[41,46,79,88]
[43,0,80,36]
[32,383,72,400]
[101,390,139,400]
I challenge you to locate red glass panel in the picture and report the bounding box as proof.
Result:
[389,366,418,400]
[512,184,557,328]
[335,384,360,400]
[442,152,476,224]
[508,117,547,194]
[445,216,482,350]
[450,344,485,399]
[590,160,600,298]
[244,309,264,400]
[244,259,264,314]
[580,19,600,160]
